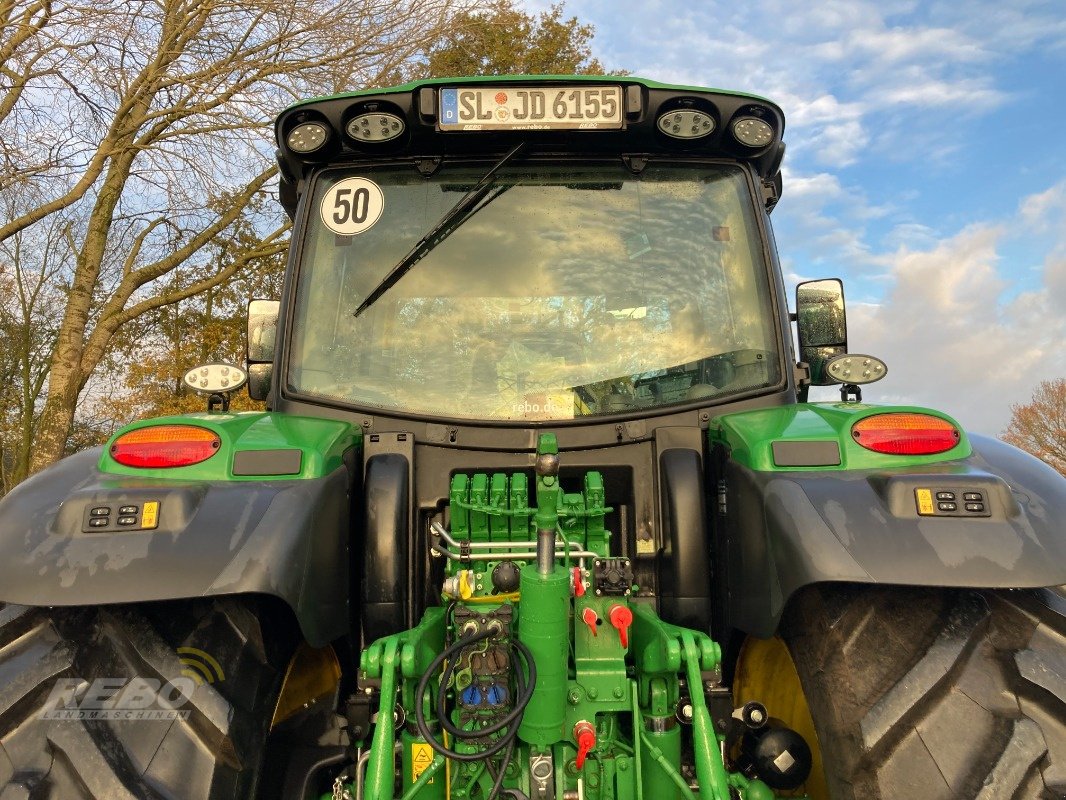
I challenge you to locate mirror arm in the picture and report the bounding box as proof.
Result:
[794,362,811,402]
[840,383,862,402]
[208,392,230,413]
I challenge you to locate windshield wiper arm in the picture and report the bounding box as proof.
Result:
[353,141,527,318]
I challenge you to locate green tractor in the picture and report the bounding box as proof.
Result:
[1,76,1064,800]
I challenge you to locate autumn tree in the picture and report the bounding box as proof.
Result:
[424,1,610,77]
[95,200,286,425]
[0,0,465,475]
[1001,378,1066,476]
[86,0,618,435]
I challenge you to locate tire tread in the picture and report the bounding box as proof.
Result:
[783,585,1066,800]
[0,600,284,800]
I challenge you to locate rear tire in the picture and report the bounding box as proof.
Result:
[782,585,1066,800]
[0,598,291,799]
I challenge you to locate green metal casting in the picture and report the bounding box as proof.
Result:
[354,435,799,800]
[516,564,570,746]
[448,471,609,554]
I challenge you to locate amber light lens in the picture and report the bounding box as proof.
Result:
[110,425,221,468]
[851,413,960,455]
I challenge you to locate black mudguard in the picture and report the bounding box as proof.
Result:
[722,433,1066,636]
[0,447,352,646]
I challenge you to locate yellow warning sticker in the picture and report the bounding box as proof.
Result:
[915,489,934,515]
[411,743,434,784]
[141,501,159,529]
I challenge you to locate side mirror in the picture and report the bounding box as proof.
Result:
[247,363,274,402]
[247,299,280,362]
[795,278,847,385]
[247,299,280,401]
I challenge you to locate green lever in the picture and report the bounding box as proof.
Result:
[365,637,401,800]
[681,631,732,800]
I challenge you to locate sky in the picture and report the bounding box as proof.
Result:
[520,0,1066,435]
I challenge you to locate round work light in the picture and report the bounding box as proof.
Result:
[656,110,715,140]
[732,117,774,147]
[347,112,405,143]
[286,122,329,153]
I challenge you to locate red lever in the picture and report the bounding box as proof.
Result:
[581,606,598,637]
[608,604,633,648]
[574,721,596,769]
[573,567,585,597]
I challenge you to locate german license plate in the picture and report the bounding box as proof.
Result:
[439,86,623,131]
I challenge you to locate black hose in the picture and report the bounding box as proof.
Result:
[485,739,534,800]
[437,639,535,741]
[413,629,536,770]
[485,731,516,800]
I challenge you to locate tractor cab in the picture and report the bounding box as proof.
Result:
[257,77,798,430]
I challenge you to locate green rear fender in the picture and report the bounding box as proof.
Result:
[98,411,358,480]
[711,403,1066,636]
[0,412,362,646]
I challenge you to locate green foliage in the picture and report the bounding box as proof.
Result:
[424,1,615,78]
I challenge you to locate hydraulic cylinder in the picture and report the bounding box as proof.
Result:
[517,564,570,746]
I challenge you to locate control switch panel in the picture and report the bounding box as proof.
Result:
[914,488,990,518]
[81,500,160,532]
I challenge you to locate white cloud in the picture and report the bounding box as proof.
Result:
[876,77,1006,109]
[849,26,987,63]
[774,169,885,269]
[784,171,845,203]
[882,222,940,250]
[847,213,1066,435]
[512,0,1066,434]
[927,0,1066,53]
[544,0,1031,167]
[1019,181,1066,230]
[783,92,869,165]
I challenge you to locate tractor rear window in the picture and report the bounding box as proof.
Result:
[288,162,781,421]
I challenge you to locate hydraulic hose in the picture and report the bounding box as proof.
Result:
[413,629,537,763]
[436,641,533,742]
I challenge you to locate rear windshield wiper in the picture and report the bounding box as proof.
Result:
[353,141,526,318]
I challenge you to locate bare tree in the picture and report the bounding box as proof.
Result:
[1001,378,1066,476]
[0,0,463,473]
[0,199,74,492]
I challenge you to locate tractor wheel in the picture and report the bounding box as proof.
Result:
[0,598,293,799]
[778,584,1066,800]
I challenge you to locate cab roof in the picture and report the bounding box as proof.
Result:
[274,75,786,217]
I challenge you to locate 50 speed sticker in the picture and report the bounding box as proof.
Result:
[320,177,383,235]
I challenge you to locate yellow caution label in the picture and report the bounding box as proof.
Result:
[411,743,434,784]
[915,489,934,515]
[141,501,159,529]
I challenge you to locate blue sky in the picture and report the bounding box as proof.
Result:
[520,0,1066,434]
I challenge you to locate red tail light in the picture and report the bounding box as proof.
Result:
[110,425,221,468]
[851,413,960,455]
